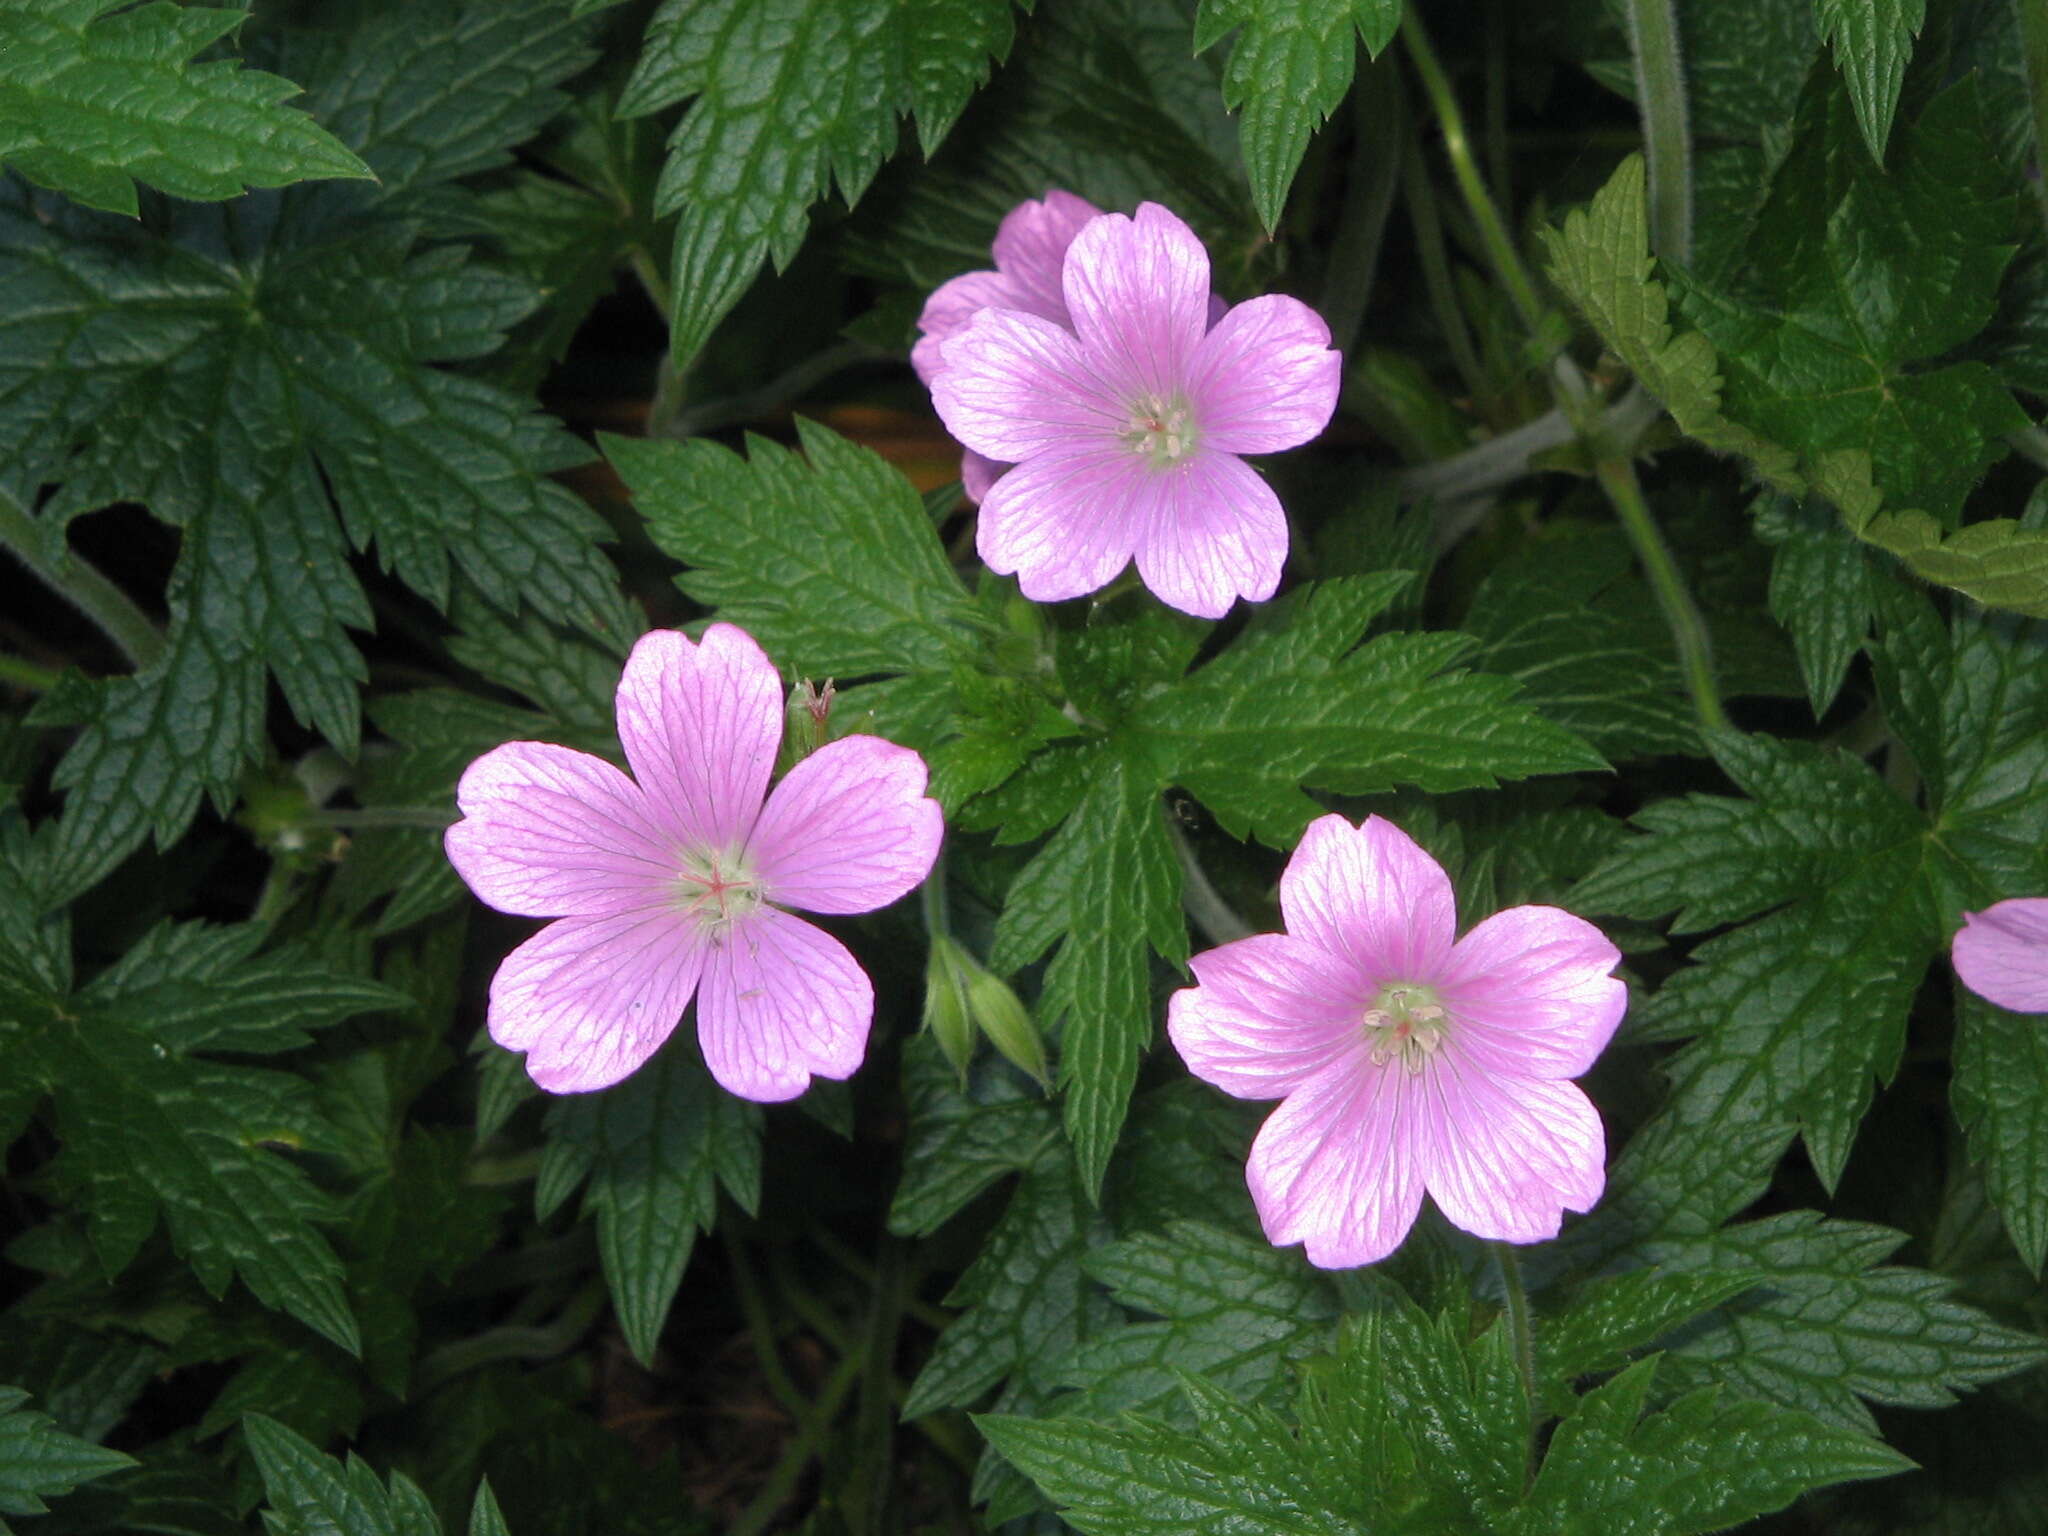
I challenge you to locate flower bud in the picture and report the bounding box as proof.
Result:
[780,677,836,771]
[922,935,976,1084]
[964,965,1048,1087]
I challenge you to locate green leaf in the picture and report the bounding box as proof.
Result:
[246,1413,477,1536]
[1192,0,1400,229]
[1675,76,2027,525]
[888,1035,1060,1238]
[0,0,371,217]
[1537,1266,1766,1402]
[1953,991,2048,1274]
[1541,153,1804,489]
[1760,494,1875,715]
[467,1483,511,1536]
[1050,1221,1340,1423]
[1814,0,1925,162]
[904,1140,1114,1420]
[991,753,1183,1199]
[611,421,980,678]
[1,5,627,902]
[1520,1357,1910,1534]
[1132,577,1606,846]
[618,0,1023,365]
[535,1043,762,1367]
[1644,1212,2048,1434]
[0,1385,134,1526]
[15,925,398,1353]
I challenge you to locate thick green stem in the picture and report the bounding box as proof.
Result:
[0,488,165,671]
[2017,0,2048,232]
[1400,4,1547,337]
[0,652,60,693]
[413,1280,606,1394]
[730,1343,864,1536]
[1491,1242,1538,1486]
[1596,456,1729,733]
[1621,0,1693,263]
[658,340,873,440]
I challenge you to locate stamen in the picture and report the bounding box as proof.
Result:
[1362,984,1450,1075]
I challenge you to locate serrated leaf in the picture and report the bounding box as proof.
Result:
[466,1483,510,1536]
[1132,576,1605,846]
[618,0,1023,365]
[1953,992,2048,1274]
[1814,0,1925,162]
[1762,494,1874,715]
[992,754,1183,1199]
[1520,1357,1910,1534]
[2,6,627,901]
[611,421,980,677]
[1643,1212,2047,1434]
[0,0,371,217]
[1538,1266,1766,1400]
[536,1043,762,1366]
[1050,1220,1340,1423]
[889,1035,1059,1237]
[246,1413,475,1536]
[0,1385,134,1525]
[1192,0,1399,229]
[904,1140,1114,1419]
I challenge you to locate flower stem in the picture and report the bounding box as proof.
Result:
[919,845,951,939]
[0,652,60,693]
[1322,59,1405,359]
[1399,3,1547,338]
[1168,817,1253,947]
[1401,132,1488,403]
[1491,1241,1538,1486]
[0,487,165,671]
[1595,455,1729,733]
[1621,0,1693,263]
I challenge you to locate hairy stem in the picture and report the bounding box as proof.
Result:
[727,1234,816,1429]
[730,1344,864,1536]
[1595,455,1730,733]
[0,488,165,671]
[1621,0,1693,263]
[659,340,876,439]
[412,1280,607,1395]
[1491,1242,1538,1486]
[1400,3,1547,337]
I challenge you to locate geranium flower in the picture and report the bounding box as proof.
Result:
[928,201,1340,619]
[1167,814,1625,1268]
[444,624,944,1100]
[1952,898,2048,1013]
[912,188,1102,503]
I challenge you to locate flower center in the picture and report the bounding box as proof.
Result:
[1363,983,1448,1074]
[676,847,764,936]
[1120,392,1198,468]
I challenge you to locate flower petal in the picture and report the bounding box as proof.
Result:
[1245,1060,1426,1268]
[614,624,782,853]
[1438,906,1626,1080]
[747,735,943,914]
[1953,897,2048,1013]
[1416,1062,1605,1244]
[960,449,1003,504]
[446,741,677,918]
[1188,294,1341,455]
[1061,202,1209,399]
[1279,814,1457,989]
[488,908,706,1093]
[991,188,1104,317]
[931,307,1123,463]
[1129,448,1286,618]
[913,268,1019,384]
[975,443,1147,602]
[696,909,874,1102]
[1168,932,1369,1101]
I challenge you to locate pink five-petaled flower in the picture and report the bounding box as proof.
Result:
[1167,814,1626,1268]
[444,624,944,1102]
[929,201,1341,620]
[913,189,1104,504]
[1952,898,2048,1013]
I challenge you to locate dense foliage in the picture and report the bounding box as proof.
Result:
[3,0,2047,1530]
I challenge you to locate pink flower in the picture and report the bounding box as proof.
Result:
[1167,815,1625,1268]
[1952,898,2048,1013]
[444,624,944,1100]
[914,190,1103,504]
[928,201,1341,619]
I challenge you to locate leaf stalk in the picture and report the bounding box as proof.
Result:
[0,488,166,671]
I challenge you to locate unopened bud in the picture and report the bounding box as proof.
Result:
[964,967,1048,1087]
[781,677,836,770]
[923,935,976,1084]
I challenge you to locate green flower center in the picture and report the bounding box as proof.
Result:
[1121,392,1198,468]
[676,848,764,935]
[1362,983,1448,1074]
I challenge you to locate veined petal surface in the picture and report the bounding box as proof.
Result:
[615,625,782,853]
[697,909,874,1102]
[1189,294,1342,455]
[1279,815,1457,987]
[748,735,943,914]
[1061,202,1210,399]
[1953,897,2048,1013]
[1169,932,1368,1100]
[1128,448,1287,619]
[1440,906,1628,1079]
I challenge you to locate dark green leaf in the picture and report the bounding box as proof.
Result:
[0,0,370,217]
[1952,990,2048,1274]
[1537,1266,1765,1402]
[888,1035,1059,1238]
[1762,495,1874,715]
[245,1413,464,1536]
[0,1385,133,1525]
[1814,0,1925,162]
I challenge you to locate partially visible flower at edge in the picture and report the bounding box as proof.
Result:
[1952,897,2048,1013]
[444,624,944,1101]
[928,200,1341,619]
[1167,814,1626,1268]
[913,189,1103,505]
